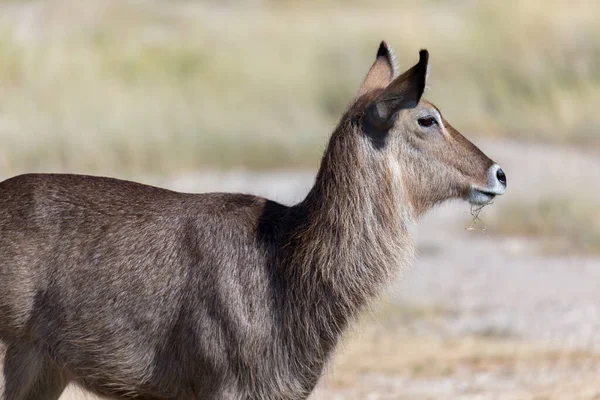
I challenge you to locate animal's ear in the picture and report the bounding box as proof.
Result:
[366,49,429,130]
[356,41,398,97]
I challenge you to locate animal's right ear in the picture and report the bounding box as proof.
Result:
[365,50,429,130]
[356,41,398,97]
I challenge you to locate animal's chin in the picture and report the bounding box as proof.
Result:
[467,188,497,206]
[466,181,506,205]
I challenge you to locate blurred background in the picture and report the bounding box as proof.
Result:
[0,0,599,398]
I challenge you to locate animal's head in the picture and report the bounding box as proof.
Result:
[354,42,506,216]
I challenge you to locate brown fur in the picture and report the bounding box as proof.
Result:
[0,42,502,399]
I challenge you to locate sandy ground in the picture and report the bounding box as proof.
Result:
[16,139,600,399]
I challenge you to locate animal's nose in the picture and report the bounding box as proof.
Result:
[496,168,506,187]
[486,164,506,195]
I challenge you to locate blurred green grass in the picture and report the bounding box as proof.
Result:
[0,0,598,174]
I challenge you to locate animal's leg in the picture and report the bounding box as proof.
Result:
[0,342,67,400]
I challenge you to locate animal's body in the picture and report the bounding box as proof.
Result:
[0,42,506,399]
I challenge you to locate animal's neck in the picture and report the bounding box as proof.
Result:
[303,122,415,303]
[281,118,415,365]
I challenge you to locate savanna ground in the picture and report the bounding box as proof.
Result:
[0,0,599,399]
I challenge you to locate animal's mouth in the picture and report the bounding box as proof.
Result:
[468,183,505,205]
[467,165,507,205]
[468,188,498,205]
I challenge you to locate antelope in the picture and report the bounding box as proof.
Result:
[0,42,506,400]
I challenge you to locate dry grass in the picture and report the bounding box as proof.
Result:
[329,331,598,382]
[492,198,600,255]
[0,0,599,174]
[314,328,600,399]
[310,301,600,399]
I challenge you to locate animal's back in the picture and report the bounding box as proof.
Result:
[0,173,284,398]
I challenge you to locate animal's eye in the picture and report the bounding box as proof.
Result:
[418,117,437,128]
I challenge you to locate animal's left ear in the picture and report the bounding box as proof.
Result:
[366,50,429,130]
[357,41,398,97]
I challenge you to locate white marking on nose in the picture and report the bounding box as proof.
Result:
[486,164,506,195]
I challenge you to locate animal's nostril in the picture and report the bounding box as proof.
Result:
[496,168,507,187]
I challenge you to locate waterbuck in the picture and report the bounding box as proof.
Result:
[0,42,506,400]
